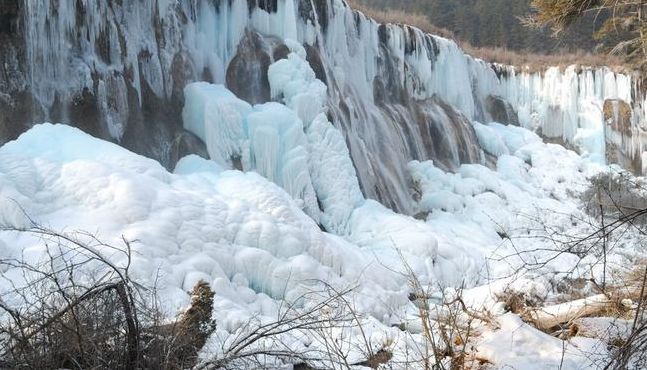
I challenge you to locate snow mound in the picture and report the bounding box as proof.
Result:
[408,122,637,288]
[0,124,399,314]
[1,120,642,369]
[477,314,606,369]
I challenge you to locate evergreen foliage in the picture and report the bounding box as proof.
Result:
[529,0,647,70]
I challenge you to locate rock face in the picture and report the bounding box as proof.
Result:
[604,99,633,135]
[0,0,208,167]
[0,0,645,213]
[226,31,279,105]
[0,0,29,143]
[604,99,643,171]
[486,95,519,126]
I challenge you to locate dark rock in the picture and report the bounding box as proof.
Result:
[0,0,30,146]
[170,130,209,167]
[404,27,418,55]
[95,26,112,65]
[67,87,105,139]
[226,30,272,105]
[0,0,19,35]
[0,91,34,145]
[353,349,393,369]
[486,95,520,126]
[121,68,183,170]
[304,44,327,85]
[374,51,407,105]
[170,52,195,104]
[419,96,483,168]
[247,0,278,13]
[296,0,330,34]
[272,44,290,62]
[230,154,243,171]
[313,0,330,33]
[413,212,428,221]
[293,364,316,370]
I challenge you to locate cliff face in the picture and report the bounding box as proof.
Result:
[0,0,644,213]
[0,1,28,142]
[0,0,213,168]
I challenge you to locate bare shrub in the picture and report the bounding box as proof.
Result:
[582,171,647,221]
[512,171,647,368]
[396,253,495,370]
[0,223,397,370]
[0,224,216,370]
[606,264,647,370]
[196,283,383,370]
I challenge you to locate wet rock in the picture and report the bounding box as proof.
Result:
[304,44,327,85]
[272,44,290,62]
[0,0,29,145]
[296,0,330,34]
[486,95,519,126]
[120,70,184,170]
[0,91,35,145]
[171,52,195,103]
[67,87,105,139]
[0,0,19,35]
[226,30,273,105]
[418,96,483,169]
[170,130,209,167]
[247,0,278,13]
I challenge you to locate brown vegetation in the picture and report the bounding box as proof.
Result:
[345,0,627,73]
[346,0,457,40]
[527,0,647,71]
[0,225,217,370]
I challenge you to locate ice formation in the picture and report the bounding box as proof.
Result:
[182,44,440,268]
[2,119,638,368]
[7,0,645,214]
[1,0,647,368]
[0,123,397,310]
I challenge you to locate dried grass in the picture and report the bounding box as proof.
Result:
[345,0,628,73]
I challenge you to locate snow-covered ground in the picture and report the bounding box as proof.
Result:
[1,42,645,370]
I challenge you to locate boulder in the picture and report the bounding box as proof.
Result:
[486,95,520,126]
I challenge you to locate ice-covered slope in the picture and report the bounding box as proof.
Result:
[499,66,640,167]
[2,121,638,369]
[1,0,644,214]
[0,122,449,313]
[0,123,460,368]
[181,42,444,278]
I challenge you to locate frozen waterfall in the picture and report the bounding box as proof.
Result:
[1,0,645,214]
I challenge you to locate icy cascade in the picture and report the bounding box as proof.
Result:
[183,46,441,271]
[498,66,638,165]
[1,0,644,214]
[183,81,322,221]
[3,0,481,214]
